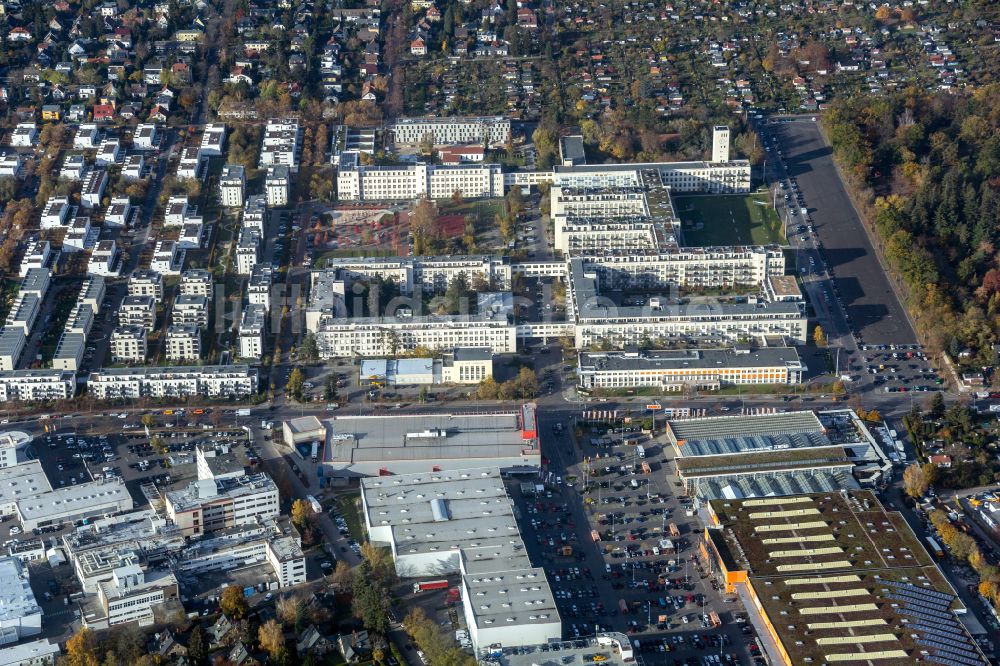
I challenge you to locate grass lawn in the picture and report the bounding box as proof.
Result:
[675,192,787,247]
[334,492,366,542]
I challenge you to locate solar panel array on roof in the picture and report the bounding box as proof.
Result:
[695,470,858,500]
[681,431,830,457]
[878,581,988,665]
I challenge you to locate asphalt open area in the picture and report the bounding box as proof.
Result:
[769,119,917,345]
[675,193,786,247]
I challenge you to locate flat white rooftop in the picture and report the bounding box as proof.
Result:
[0,460,51,504]
[16,479,131,522]
[0,556,39,623]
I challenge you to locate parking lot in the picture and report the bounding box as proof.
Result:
[510,420,761,665]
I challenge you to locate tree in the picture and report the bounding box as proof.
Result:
[324,375,338,402]
[361,541,395,582]
[445,272,471,314]
[151,437,168,455]
[65,629,100,666]
[300,333,318,362]
[813,325,827,347]
[258,619,285,659]
[287,367,306,400]
[903,463,934,498]
[419,132,435,156]
[514,367,539,398]
[927,392,945,418]
[477,376,499,400]
[220,585,249,620]
[351,568,390,635]
[276,594,304,627]
[291,498,316,531]
[418,385,430,403]
[331,560,352,590]
[187,625,207,666]
[141,413,155,428]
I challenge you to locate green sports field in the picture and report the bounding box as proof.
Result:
[674,192,787,247]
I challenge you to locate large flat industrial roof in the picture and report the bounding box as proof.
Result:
[325,411,536,469]
[707,491,988,666]
[463,567,559,629]
[0,556,39,623]
[667,411,827,457]
[694,469,858,501]
[0,460,52,505]
[16,479,131,521]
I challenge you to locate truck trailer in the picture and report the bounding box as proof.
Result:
[413,580,450,593]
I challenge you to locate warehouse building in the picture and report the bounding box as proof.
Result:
[322,404,539,477]
[0,461,51,516]
[666,410,893,498]
[15,479,134,531]
[362,467,561,655]
[0,432,33,469]
[577,347,804,391]
[702,491,989,666]
[0,556,42,645]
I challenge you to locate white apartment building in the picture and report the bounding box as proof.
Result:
[122,154,144,181]
[40,197,69,229]
[119,296,156,328]
[19,269,50,300]
[5,294,40,336]
[200,123,227,156]
[236,228,261,275]
[73,124,99,150]
[172,294,209,328]
[315,255,511,296]
[80,276,106,311]
[60,153,86,181]
[88,240,119,277]
[164,195,190,226]
[96,565,178,627]
[0,370,74,401]
[259,118,300,171]
[80,168,107,208]
[105,198,132,227]
[63,215,94,252]
[95,139,121,167]
[87,365,258,400]
[390,116,511,147]
[242,194,267,233]
[0,151,23,178]
[180,269,213,297]
[128,270,163,302]
[165,472,280,537]
[151,240,182,275]
[248,265,273,310]
[181,225,204,251]
[176,146,204,180]
[239,304,267,360]
[576,347,805,391]
[52,332,85,372]
[219,164,245,207]
[165,325,201,363]
[316,315,517,358]
[265,165,290,206]
[0,329,25,372]
[0,557,42,645]
[266,537,307,588]
[336,152,505,200]
[133,124,159,151]
[18,241,50,278]
[110,326,147,363]
[9,123,37,147]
